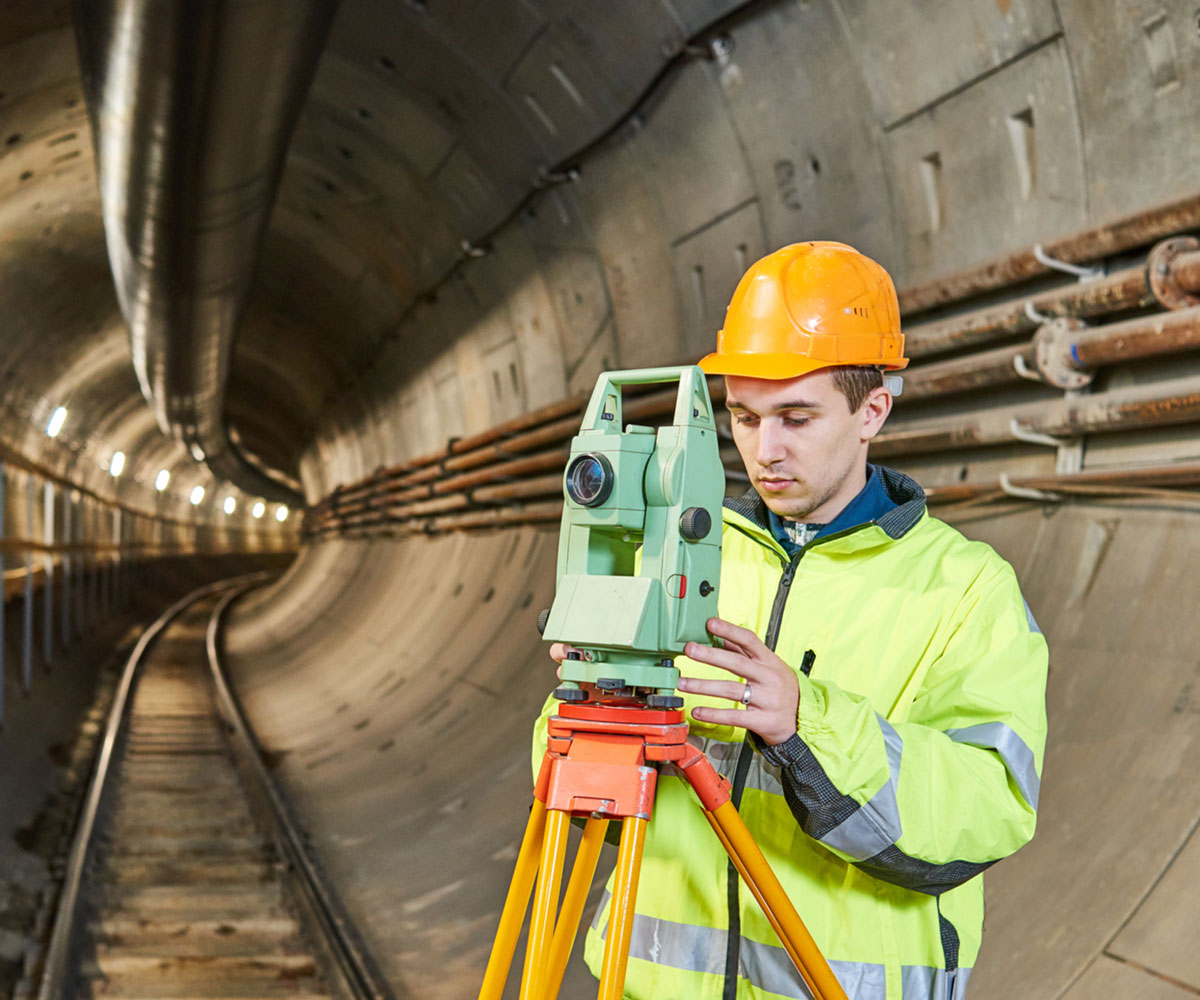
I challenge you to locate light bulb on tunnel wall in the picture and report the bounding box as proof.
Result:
[155,469,170,491]
[223,496,236,515]
[110,451,125,477]
[190,486,205,505]
[46,406,67,438]
[252,501,265,519]
[275,505,288,522]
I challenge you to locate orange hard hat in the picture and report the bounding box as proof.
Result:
[698,241,908,380]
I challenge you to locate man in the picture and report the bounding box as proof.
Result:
[538,241,1048,999]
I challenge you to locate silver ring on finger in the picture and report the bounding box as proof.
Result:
[740,682,752,706]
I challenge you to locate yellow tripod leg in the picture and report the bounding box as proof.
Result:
[597,816,647,1000]
[707,801,848,1000]
[478,799,549,1000]
[542,817,608,1000]
[520,808,571,1000]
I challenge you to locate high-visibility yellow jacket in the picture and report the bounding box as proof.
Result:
[532,468,1048,999]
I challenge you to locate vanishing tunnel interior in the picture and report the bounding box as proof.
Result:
[2,1,1200,997]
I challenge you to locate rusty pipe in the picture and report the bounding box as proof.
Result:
[924,461,1200,505]
[903,302,1200,401]
[873,375,1200,458]
[898,193,1200,316]
[898,343,1034,402]
[1035,305,1200,389]
[904,246,1200,361]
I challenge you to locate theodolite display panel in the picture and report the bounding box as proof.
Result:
[541,366,724,702]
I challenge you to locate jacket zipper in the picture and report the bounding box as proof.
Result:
[719,513,882,998]
[722,547,801,1000]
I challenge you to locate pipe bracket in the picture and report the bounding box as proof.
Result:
[999,473,1063,503]
[1023,300,1054,324]
[1033,243,1104,282]
[1013,354,1044,383]
[1147,236,1200,310]
[1009,417,1072,449]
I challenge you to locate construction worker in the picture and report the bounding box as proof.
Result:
[538,241,1048,999]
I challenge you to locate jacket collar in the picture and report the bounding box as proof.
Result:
[722,464,927,555]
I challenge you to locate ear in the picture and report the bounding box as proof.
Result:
[859,386,893,442]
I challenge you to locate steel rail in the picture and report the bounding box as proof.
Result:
[35,575,258,1000]
[206,586,400,1000]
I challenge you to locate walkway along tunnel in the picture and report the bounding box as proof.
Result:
[1,1,1200,997]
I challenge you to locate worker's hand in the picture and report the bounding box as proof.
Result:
[678,618,799,746]
[548,643,578,681]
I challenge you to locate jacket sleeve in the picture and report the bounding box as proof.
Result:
[756,560,1048,895]
[531,691,557,781]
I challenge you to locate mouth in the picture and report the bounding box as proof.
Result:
[757,476,795,493]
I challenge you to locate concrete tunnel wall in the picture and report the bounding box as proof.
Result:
[3,0,1200,998]
[218,4,1200,998]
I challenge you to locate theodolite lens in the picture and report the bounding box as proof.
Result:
[566,453,613,507]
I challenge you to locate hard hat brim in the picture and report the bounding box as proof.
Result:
[698,351,909,379]
[697,352,840,380]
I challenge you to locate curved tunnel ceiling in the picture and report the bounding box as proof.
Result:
[4,2,1200,999]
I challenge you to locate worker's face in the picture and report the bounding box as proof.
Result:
[725,371,892,522]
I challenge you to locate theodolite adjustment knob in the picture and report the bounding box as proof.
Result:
[536,608,551,635]
[679,506,712,541]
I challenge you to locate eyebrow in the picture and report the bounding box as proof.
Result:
[726,399,823,412]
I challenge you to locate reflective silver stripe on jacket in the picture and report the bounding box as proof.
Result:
[903,964,973,999]
[591,889,885,998]
[1023,598,1042,634]
[819,714,904,860]
[592,890,970,998]
[689,721,908,862]
[945,722,1040,809]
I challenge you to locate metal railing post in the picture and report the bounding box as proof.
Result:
[43,481,54,662]
[61,490,71,645]
[23,474,34,692]
[0,462,6,726]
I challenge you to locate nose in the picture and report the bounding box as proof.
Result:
[755,418,786,468]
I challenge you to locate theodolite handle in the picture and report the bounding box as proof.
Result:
[580,365,715,434]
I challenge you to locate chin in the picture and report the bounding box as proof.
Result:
[757,490,815,519]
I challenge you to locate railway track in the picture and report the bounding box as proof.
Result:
[35,577,393,1000]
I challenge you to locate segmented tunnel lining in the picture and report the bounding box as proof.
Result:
[69,597,333,999]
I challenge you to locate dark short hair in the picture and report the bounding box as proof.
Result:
[829,365,884,411]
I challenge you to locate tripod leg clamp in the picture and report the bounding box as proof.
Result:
[676,745,732,811]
